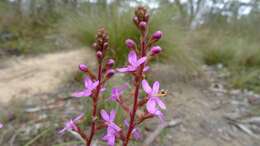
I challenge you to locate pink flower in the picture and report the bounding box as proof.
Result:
[72,77,99,97]
[101,110,121,146]
[0,123,3,128]
[59,113,84,134]
[102,127,117,146]
[110,84,128,101]
[124,120,142,140]
[101,110,121,132]
[142,80,166,121]
[117,51,146,72]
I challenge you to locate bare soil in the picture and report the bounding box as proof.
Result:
[0,49,95,103]
[0,50,259,146]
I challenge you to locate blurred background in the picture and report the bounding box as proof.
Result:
[0,0,260,146]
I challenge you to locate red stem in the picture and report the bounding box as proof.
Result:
[87,63,103,146]
[123,35,146,146]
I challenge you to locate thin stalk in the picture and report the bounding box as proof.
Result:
[123,35,146,146]
[87,63,103,146]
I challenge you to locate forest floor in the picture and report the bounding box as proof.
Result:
[0,49,260,146]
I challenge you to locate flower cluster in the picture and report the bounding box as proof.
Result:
[59,6,167,146]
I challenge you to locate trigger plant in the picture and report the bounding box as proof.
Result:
[59,6,167,146]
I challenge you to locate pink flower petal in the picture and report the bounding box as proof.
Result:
[84,77,92,88]
[100,110,110,121]
[143,66,150,72]
[71,90,87,97]
[117,67,129,72]
[127,65,137,71]
[107,135,115,146]
[155,98,166,110]
[109,110,116,121]
[90,80,99,90]
[73,113,84,122]
[0,123,3,128]
[136,57,147,66]
[58,127,67,134]
[142,80,152,94]
[155,110,164,122]
[110,122,121,132]
[128,51,137,65]
[152,81,160,95]
[133,128,142,140]
[146,99,156,113]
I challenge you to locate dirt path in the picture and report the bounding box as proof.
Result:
[0,51,259,146]
[150,64,260,146]
[0,49,95,103]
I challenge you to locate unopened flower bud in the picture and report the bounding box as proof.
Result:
[79,64,88,72]
[107,59,115,68]
[144,14,149,22]
[133,16,139,26]
[139,21,147,31]
[92,43,97,49]
[96,51,103,60]
[152,31,162,40]
[106,69,115,78]
[125,39,136,49]
[103,42,109,50]
[151,46,162,55]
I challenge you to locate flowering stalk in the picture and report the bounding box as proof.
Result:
[59,6,167,146]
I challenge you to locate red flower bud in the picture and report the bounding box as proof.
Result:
[139,21,147,31]
[152,31,162,40]
[125,39,136,49]
[106,69,115,78]
[96,51,103,60]
[133,16,139,26]
[79,64,88,72]
[103,42,109,50]
[107,59,115,67]
[151,46,162,55]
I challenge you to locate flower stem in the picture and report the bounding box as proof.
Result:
[87,63,103,146]
[123,35,146,146]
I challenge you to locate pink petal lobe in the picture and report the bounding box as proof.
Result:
[155,110,164,122]
[74,113,84,122]
[117,67,129,72]
[152,81,160,95]
[156,98,166,109]
[107,135,115,146]
[72,90,85,97]
[146,99,156,113]
[84,77,92,88]
[109,110,116,121]
[136,57,147,66]
[101,110,110,121]
[110,122,121,131]
[128,51,137,65]
[142,80,152,94]
[143,66,150,72]
[90,80,99,90]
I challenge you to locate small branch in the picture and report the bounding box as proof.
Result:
[143,119,182,146]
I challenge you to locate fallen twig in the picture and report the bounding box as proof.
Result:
[143,119,182,146]
[24,128,50,146]
[225,116,260,139]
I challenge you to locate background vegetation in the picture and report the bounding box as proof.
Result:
[0,0,259,91]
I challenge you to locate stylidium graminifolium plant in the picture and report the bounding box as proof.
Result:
[59,6,167,146]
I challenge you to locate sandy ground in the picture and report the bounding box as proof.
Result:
[0,51,259,146]
[0,49,95,103]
